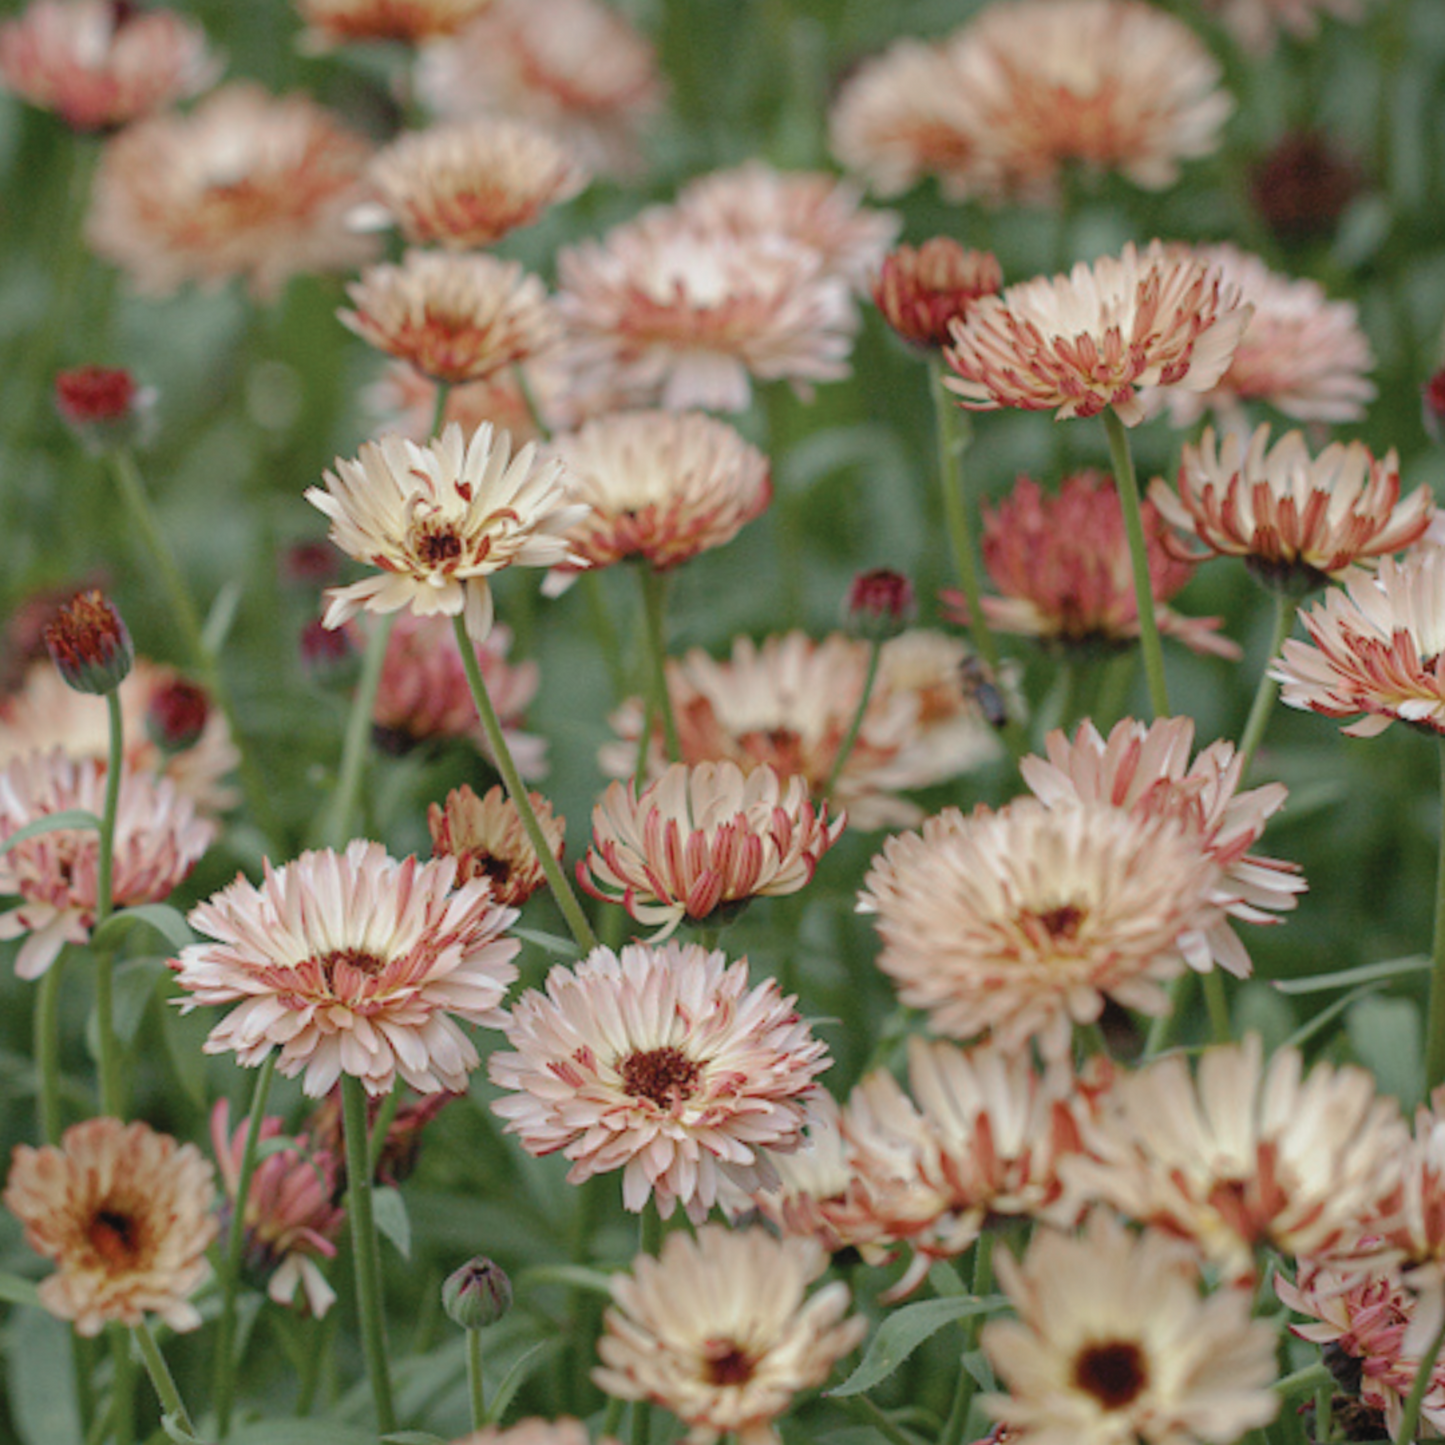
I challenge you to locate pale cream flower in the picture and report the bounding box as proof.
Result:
[0,0,218,132]
[428,782,563,907]
[858,799,1222,1058]
[1202,0,1373,54]
[297,0,494,48]
[4,1117,218,1337]
[983,1211,1279,1445]
[307,421,585,644]
[944,241,1252,426]
[489,942,829,1221]
[578,762,843,938]
[86,82,377,300]
[172,839,521,1096]
[594,1225,866,1445]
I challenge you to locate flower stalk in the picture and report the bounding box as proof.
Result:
[639,567,681,763]
[320,613,394,850]
[94,691,125,1118]
[133,1318,197,1441]
[824,639,883,802]
[1426,736,1445,1093]
[1236,592,1297,779]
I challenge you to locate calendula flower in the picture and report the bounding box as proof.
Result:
[429,782,563,907]
[172,840,521,1096]
[1202,0,1373,54]
[858,799,1222,1058]
[944,241,1252,426]
[0,749,215,979]
[0,0,218,132]
[489,942,829,1221]
[872,239,1002,350]
[982,1212,1279,1445]
[296,0,494,48]
[307,422,585,645]
[594,1225,866,1445]
[4,1118,218,1337]
[86,82,377,300]
[578,762,843,938]
[1150,425,1428,594]
[541,410,771,591]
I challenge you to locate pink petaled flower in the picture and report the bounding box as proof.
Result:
[555,207,857,414]
[210,1100,344,1317]
[578,762,844,939]
[296,0,494,48]
[489,941,830,1221]
[541,410,771,592]
[872,239,1002,350]
[429,782,564,908]
[1272,552,1445,737]
[171,839,521,1096]
[0,749,215,980]
[858,799,1223,1059]
[4,1117,218,1337]
[944,241,1252,426]
[1151,425,1429,594]
[675,160,900,293]
[371,613,546,777]
[0,0,218,133]
[1021,717,1305,978]
[1202,0,1373,54]
[943,471,1238,659]
[307,422,585,646]
[416,0,663,179]
[86,82,377,301]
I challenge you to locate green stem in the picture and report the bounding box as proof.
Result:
[1145,971,1196,1057]
[1102,408,1169,720]
[639,568,681,763]
[342,1074,397,1434]
[1236,592,1296,780]
[94,692,125,1118]
[367,1086,403,1175]
[212,1052,278,1439]
[467,1329,487,1430]
[133,1319,196,1440]
[601,1396,626,1439]
[1202,969,1232,1045]
[632,1206,662,1445]
[1093,651,1136,732]
[430,380,452,440]
[1425,737,1445,1093]
[1274,1363,1334,1398]
[1395,1300,1445,1445]
[320,614,394,849]
[452,613,597,952]
[824,640,883,802]
[35,955,64,1143]
[107,1322,136,1445]
[840,1395,919,1445]
[938,1234,995,1445]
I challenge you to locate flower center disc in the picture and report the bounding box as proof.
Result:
[88,1206,143,1268]
[1073,1338,1149,1410]
[702,1337,756,1387]
[619,1046,701,1108]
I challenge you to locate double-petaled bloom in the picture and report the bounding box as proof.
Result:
[171,840,521,1096]
[489,942,829,1221]
[872,239,1002,350]
[297,0,495,48]
[429,782,564,907]
[944,241,1252,425]
[307,422,585,645]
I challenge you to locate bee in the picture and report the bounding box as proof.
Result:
[959,654,1009,730]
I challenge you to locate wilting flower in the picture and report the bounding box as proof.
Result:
[541,410,770,591]
[0,0,218,132]
[86,82,377,300]
[210,1100,344,1316]
[0,749,215,979]
[1062,1036,1406,1280]
[1201,0,1374,54]
[872,240,1002,350]
[594,1225,866,1445]
[1021,717,1304,978]
[555,207,856,413]
[297,0,494,48]
[578,762,843,938]
[341,250,558,386]
[4,1117,217,1336]
[982,1212,1279,1445]
[1250,130,1364,247]
[172,840,521,1096]
[416,0,663,178]
[858,799,1222,1058]
[54,364,155,452]
[944,471,1237,658]
[1272,552,1445,737]
[44,589,133,695]
[489,941,829,1221]
[307,422,584,645]
[357,116,586,250]
[945,241,1252,426]
[1151,425,1429,594]
[429,782,563,907]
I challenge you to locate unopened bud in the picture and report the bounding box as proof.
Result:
[44,591,134,695]
[147,677,210,752]
[443,1256,512,1330]
[1424,368,1445,446]
[872,240,1002,350]
[54,365,155,453]
[844,568,915,641]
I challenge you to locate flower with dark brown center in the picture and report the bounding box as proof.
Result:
[429,782,563,907]
[44,590,133,695]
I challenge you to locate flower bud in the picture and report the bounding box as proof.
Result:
[146,677,210,752]
[844,568,915,641]
[1424,367,1445,447]
[872,240,1001,350]
[44,591,134,695]
[54,366,155,453]
[1249,130,1362,249]
[443,1256,512,1330]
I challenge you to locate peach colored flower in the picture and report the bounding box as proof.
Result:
[0,749,215,979]
[578,762,843,938]
[1202,0,1373,54]
[429,782,563,907]
[541,410,770,591]
[307,422,585,645]
[172,839,521,1096]
[873,239,1002,350]
[943,471,1238,659]
[1021,716,1305,978]
[594,1225,866,1445]
[86,82,377,300]
[489,941,829,1221]
[297,0,493,48]
[0,0,218,132]
[4,1117,217,1336]
[858,799,1222,1058]
[944,241,1252,426]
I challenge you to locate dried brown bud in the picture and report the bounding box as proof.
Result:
[872,240,1002,350]
[44,591,134,695]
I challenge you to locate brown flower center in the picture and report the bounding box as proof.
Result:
[619,1047,701,1108]
[317,948,388,982]
[702,1337,756,1387]
[1073,1339,1150,1411]
[416,527,464,568]
[88,1206,143,1269]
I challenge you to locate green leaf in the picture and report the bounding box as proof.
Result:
[829,1296,1008,1398]
[1348,995,1424,1109]
[202,579,244,654]
[160,1000,211,1111]
[162,1415,206,1445]
[0,810,100,858]
[229,1422,378,1445]
[372,1186,411,1259]
[0,1271,40,1308]
[90,903,197,954]
[488,1338,555,1423]
[1282,983,1385,1052]
[513,927,580,958]
[1273,955,1429,995]
[517,1262,617,1296]
[6,1306,81,1445]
